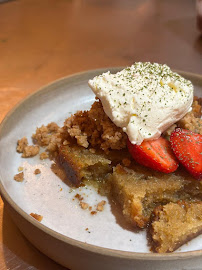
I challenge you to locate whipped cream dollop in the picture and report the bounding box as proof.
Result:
[88,62,193,145]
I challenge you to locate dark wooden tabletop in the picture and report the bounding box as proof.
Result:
[0,0,201,269]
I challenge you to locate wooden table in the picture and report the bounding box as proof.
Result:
[0,0,201,269]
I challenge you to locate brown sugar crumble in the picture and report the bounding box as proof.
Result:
[64,100,127,152]
[34,168,41,175]
[96,200,106,211]
[22,145,40,158]
[14,172,24,182]
[62,98,201,154]
[75,193,90,210]
[32,122,63,152]
[177,98,202,135]
[30,213,43,222]
[75,193,83,201]
[17,137,40,157]
[80,202,89,210]
[91,211,97,215]
[40,152,49,160]
[16,137,28,153]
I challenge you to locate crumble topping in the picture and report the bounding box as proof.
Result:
[32,122,63,152]
[177,100,202,134]
[178,111,202,134]
[18,98,201,158]
[64,98,202,152]
[22,145,40,158]
[17,137,28,152]
[17,137,40,157]
[64,100,127,152]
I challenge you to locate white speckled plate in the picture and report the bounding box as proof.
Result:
[0,68,202,270]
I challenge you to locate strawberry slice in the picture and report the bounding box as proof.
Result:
[127,137,179,173]
[170,128,202,180]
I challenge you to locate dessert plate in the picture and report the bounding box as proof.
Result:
[0,68,202,270]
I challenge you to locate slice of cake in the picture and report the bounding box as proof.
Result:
[58,144,112,186]
[110,165,202,228]
[58,143,131,186]
[149,201,202,253]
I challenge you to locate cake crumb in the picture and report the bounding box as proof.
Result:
[32,122,62,152]
[14,172,24,182]
[75,194,83,201]
[47,122,59,132]
[96,200,106,211]
[91,211,97,215]
[85,227,89,231]
[40,152,48,160]
[22,145,40,158]
[16,137,28,153]
[34,168,41,175]
[18,166,23,172]
[89,206,92,211]
[122,158,131,167]
[80,202,89,210]
[30,213,43,222]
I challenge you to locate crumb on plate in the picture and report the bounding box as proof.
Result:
[96,200,106,211]
[17,137,40,157]
[30,213,43,222]
[91,211,97,215]
[34,168,41,175]
[22,145,40,158]
[80,202,89,210]
[16,137,28,153]
[14,172,24,182]
[40,152,49,160]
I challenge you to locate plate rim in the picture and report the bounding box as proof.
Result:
[0,67,202,261]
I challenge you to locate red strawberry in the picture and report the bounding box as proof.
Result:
[127,137,179,173]
[170,128,202,180]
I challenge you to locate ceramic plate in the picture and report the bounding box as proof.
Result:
[0,68,202,270]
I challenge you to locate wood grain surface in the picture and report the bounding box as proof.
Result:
[0,0,201,269]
